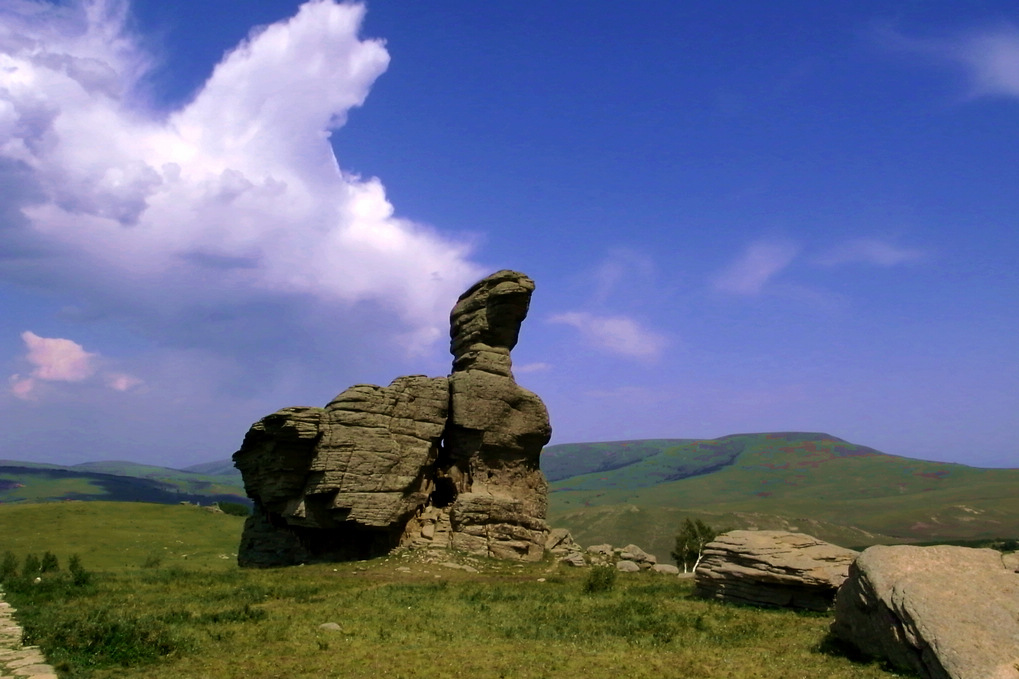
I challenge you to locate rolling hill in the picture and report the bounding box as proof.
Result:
[0,459,247,506]
[546,432,1019,560]
[4,432,1015,566]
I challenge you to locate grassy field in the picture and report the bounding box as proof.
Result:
[0,502,909,679]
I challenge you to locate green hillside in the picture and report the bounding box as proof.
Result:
[0,464,248,506]
[547,432,1019,560]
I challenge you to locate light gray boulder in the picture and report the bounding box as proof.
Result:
[616,560,640,573]
[652,564,680,575]
[619,544,657,569]
[695,530,858,611]
[831,545,1019,679]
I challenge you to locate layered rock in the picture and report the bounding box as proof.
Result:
[831,545,1019,679]
[694,530,858,611]
[234,271,552,566]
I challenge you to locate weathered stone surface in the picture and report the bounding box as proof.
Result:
[0,594,57,679]
[695,530,858,611]
[831,545,1019,679]
[449,270,534,376]
[616,560,640,573]
[619,544,657,569]
[653,563,681,575]
[235,271,552,566]
[546,528,587,566]
[429,270,551,561]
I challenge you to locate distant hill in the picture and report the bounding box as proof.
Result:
[5,432,1016,566]
[181,460,243,480]
[546,432,1019,560]
[0,460,248,506]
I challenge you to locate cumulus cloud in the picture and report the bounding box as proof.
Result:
[814,238,925,267]
[0,0,482,355]
[878,22,1019,100]
[712,241,799,295]
[549,312,666,360]
[8,330,140,399]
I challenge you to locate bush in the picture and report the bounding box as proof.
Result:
[22,553,41,578]
[68,554,92,587]
[217,501,252,517]
[583,565,617,594]
[41,551,60,573]
[0,551,18,584]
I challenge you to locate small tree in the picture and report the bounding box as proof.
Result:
[40,551,60,573]
[670,518,718,573]
[0,551,18,584]
[22,553,41,578]
[68,554,92,586]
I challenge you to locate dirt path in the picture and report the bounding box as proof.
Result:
[0,595,57,679]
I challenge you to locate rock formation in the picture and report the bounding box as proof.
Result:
[234,271,551,566]
[694,530,859,611]
[831,545,1019,679]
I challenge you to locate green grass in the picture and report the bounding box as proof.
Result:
[0,502,910,679]
[0,502,244,571]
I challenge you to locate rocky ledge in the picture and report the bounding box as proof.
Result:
[694,530,859,611]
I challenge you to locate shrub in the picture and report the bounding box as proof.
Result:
[583,565,617,594]
[217,501,252,517]
[0,551,17,584]
[68,554,92,587]
[22,553,41,578]
[40,551,60,573]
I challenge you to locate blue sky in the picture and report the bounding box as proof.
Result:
[1,0,1017,469]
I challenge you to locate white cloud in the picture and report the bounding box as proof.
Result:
[712,241,799,295]
[105,371,143,391]
[9,330,142,400]
[0,0,482,354]
[878,22,1019,100]
[549,311,666,360]
[949,25,1019,99]
[814,239,925,267]
[514,361,551,374]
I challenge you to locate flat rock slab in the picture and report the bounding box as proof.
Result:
[695,530,859,611]
[0,595,58,679]
[832,545,1019,679]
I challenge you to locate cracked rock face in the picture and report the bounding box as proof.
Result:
[694,530,859,611]
[234,270,551,567]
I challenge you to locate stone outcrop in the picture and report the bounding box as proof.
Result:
[831,545,1019,679]
[234,271,552,566]
[546,528,586,566]
[694,530,858,611]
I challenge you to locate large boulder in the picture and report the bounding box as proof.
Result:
[234,271,552,566]
[831,545,1019,679]
[234,376,448,566]
[695,530,858,611]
